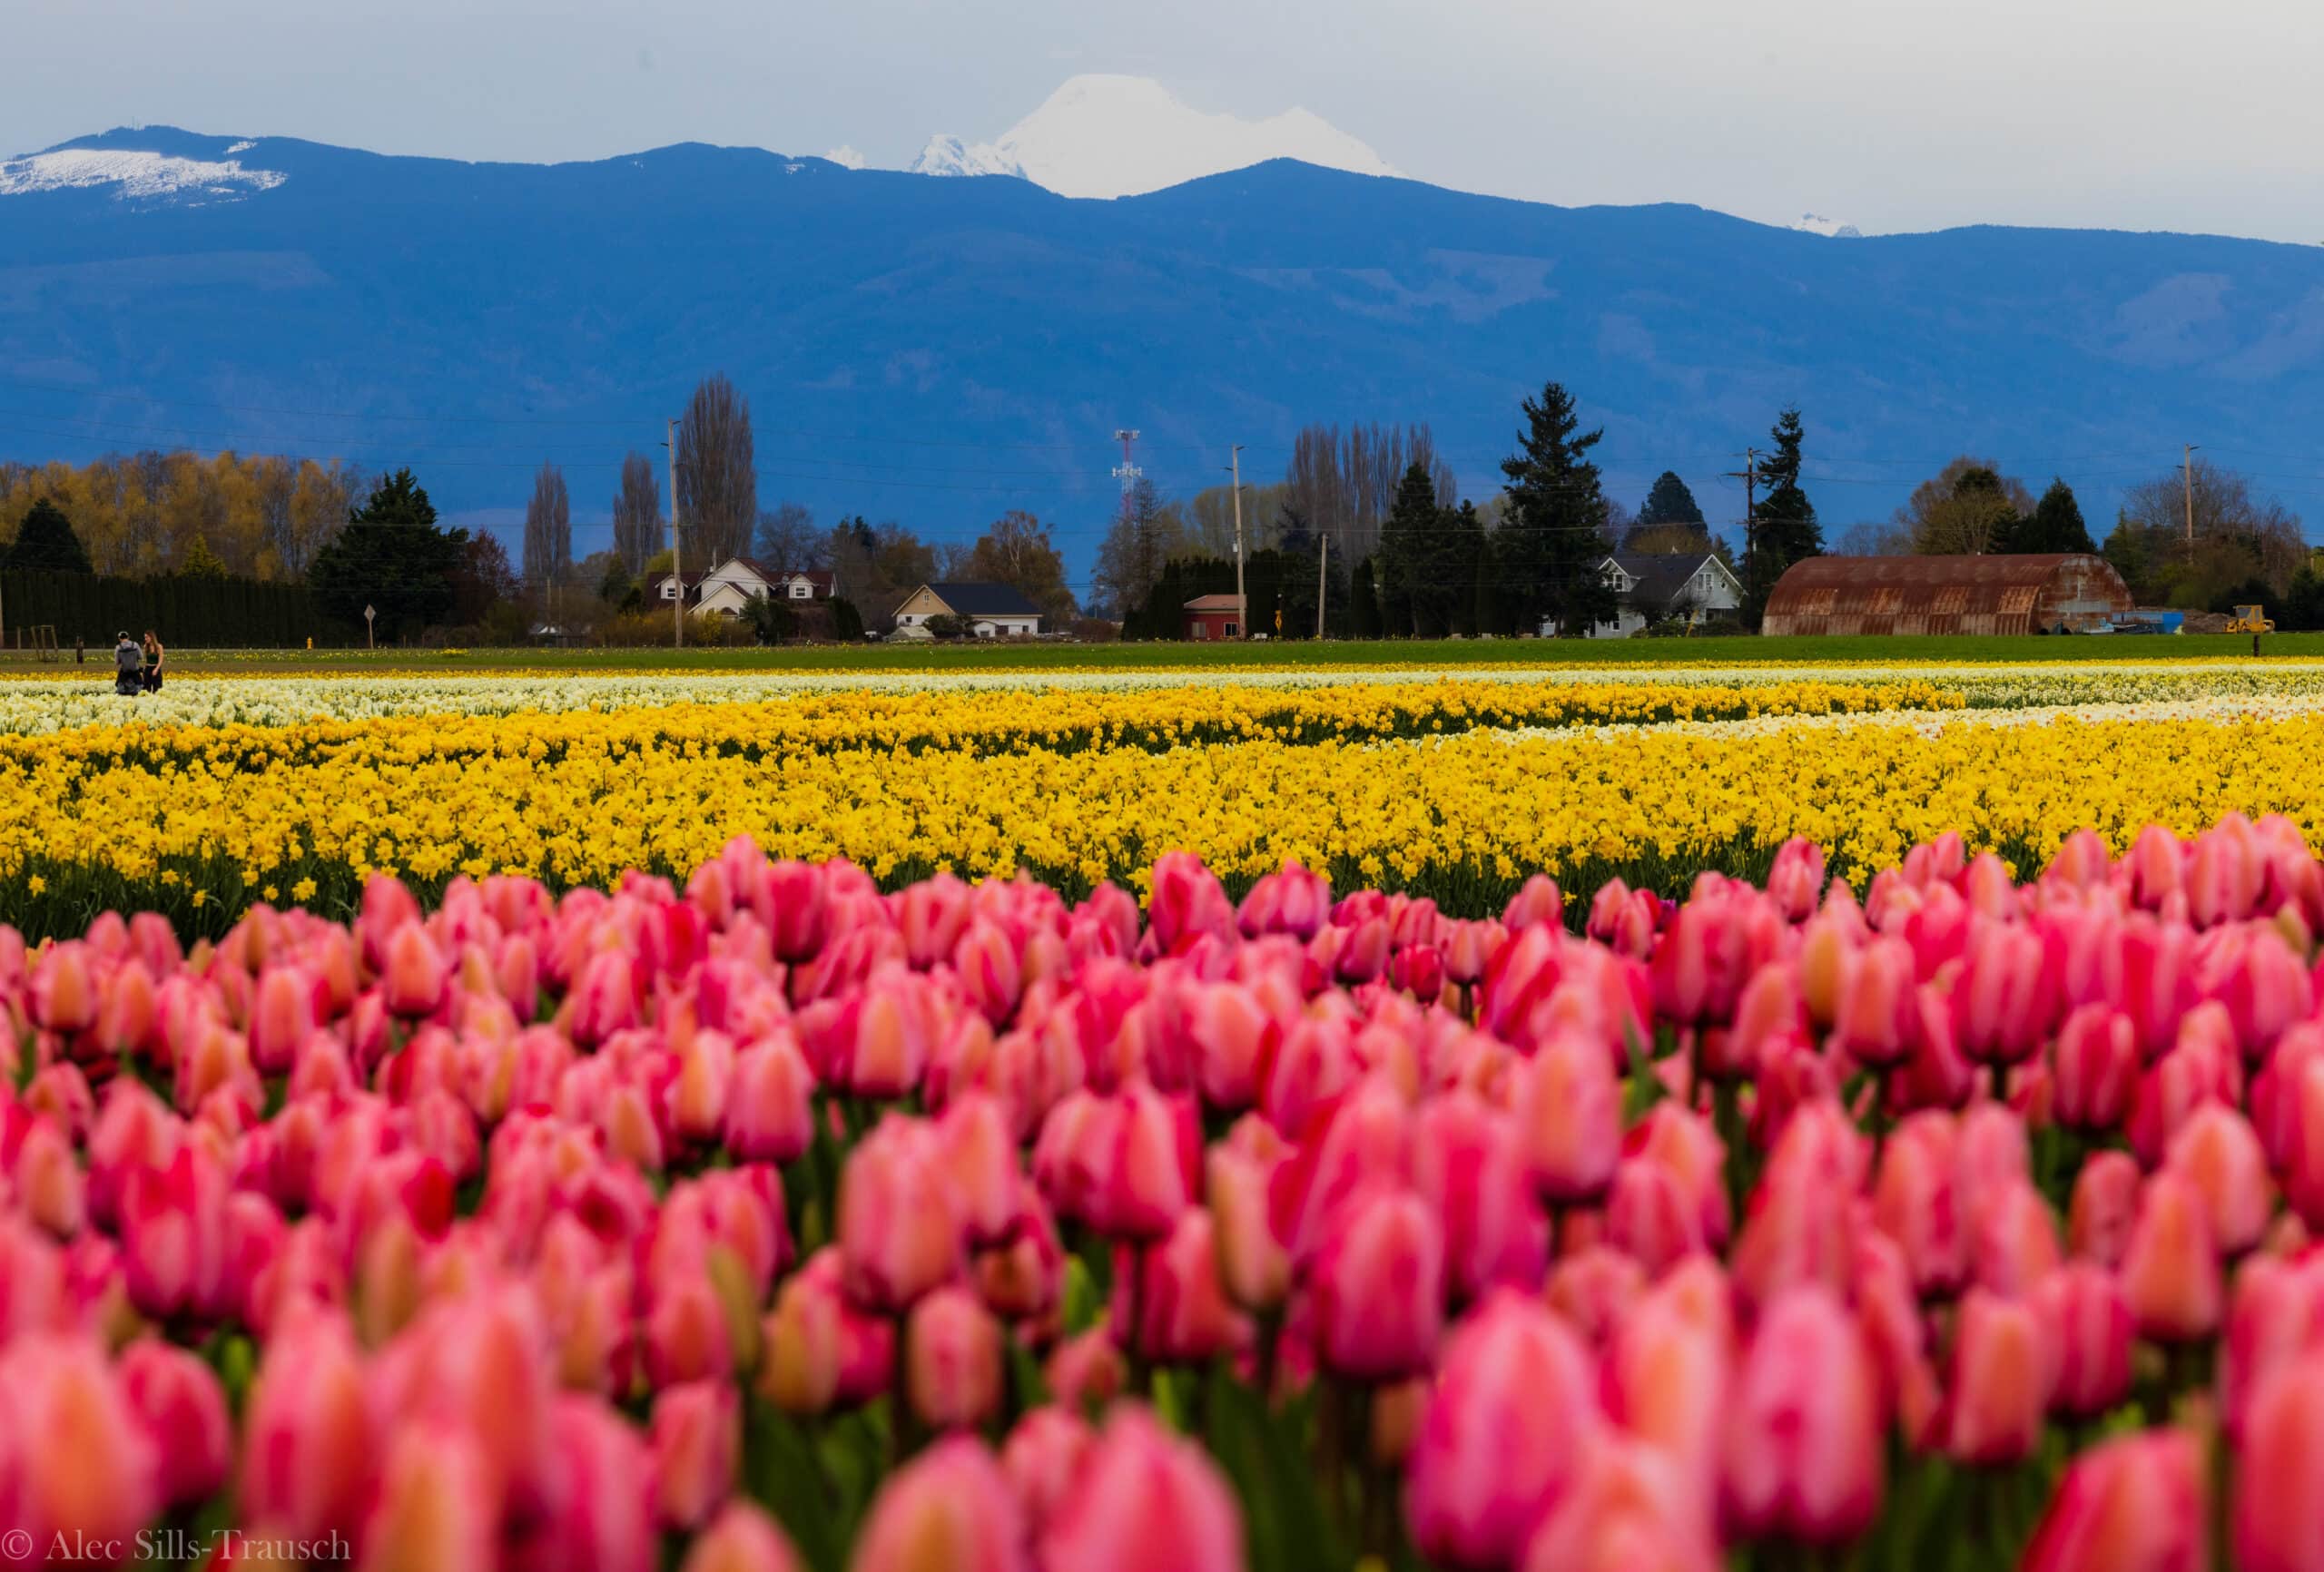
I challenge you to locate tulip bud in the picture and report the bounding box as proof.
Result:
[1945,1288,2055,1466]
[1206,1143,1289,1313]
[1031,1084,1195,1243]
[2035,1263,2133,1420]
[1954,918,2057,1067]
[1831,938,1915,1068]
[724,1031,817,1163]
[2053,1004,2140,1134]
[360,1422,495,1572]
[1521,1435,1722,1572]
[1721,1287,1883,1547]
[2119,1173,2222,1344]
[849,1436,1024,1572]
[1514,1031,1620,1205]
[650,1380,740,1531]
[2164,1104,2273,1257]
[837,1116,961,1313]
[937,1094,1022,1247]
[2024,1429,2208,1572]
[2067,1150,2142,1267]
[1125,1211,1248,1364]
[0,1335,159,1548]
[906,1285,1002,1431]
[380,922,449,1019]
[1413,1092,1549,1306]
[679,1501,805,1572]
[1038,1407,1245,1572]
[1310,1186,1443,1381]
[1044,1327,1128,1414]
[2238,1355,2324,1572]
[1147,851,1236,954]
[1543,1244,1649,1351]
[998,1407,1093,1542]
[1407,1291,1602,1567]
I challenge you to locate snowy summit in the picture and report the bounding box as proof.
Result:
[0,146,286,201]
[910,74,1398,200]
[1791,212,1864,239]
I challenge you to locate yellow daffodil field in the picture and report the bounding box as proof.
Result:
[5,659,2324,937]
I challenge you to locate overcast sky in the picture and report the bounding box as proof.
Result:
[9,0,2322,241]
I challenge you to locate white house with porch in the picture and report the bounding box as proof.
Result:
[651,558,833,616]
[891,582,1043,639]
[1542,552,1743,637]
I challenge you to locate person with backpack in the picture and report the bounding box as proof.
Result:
[112,632,142,696]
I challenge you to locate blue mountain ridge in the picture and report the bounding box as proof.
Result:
[5,124,2323,580]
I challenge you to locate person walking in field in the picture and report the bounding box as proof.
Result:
[112,632,143,696]
[141,630,165,693]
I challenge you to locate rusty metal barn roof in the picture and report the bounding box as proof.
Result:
[1760,553,2132,636]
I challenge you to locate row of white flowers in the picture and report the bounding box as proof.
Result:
[3,660,2323,735]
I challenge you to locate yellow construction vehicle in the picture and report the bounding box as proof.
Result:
[2225,604,2276,634]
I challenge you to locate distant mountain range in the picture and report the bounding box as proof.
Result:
[5,121,2323,577]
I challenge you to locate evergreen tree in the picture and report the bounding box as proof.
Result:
[177,535,230,580]
[1349,555,1384,638]
[2002,478,2096,555]
[1498,381,1618,635]
[1637,471,1706,527]
[307,468,467,641]
[1447,500,1485,636]
[4,497,94,574]
[829,596,866,642]
[1377,462,1441,636]
[1745,408,1824,626]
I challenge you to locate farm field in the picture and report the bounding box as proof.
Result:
[5,655,2324,1570]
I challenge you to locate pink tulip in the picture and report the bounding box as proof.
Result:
[1945,1288,2055,1466]
[359,1421,495,1572]
[647,1380,740,1531]
[2068,1149,2142,1267]
[678,1502,805,1572]
[2024,1430,2208,1572]
[522,1395,657,1572]
[1147,851,1236,954]
[1503,873,1564,932]
[2053,1004,2140,1133]
[1970,1178,2062,1298]
[1000,1408,1095,1540]
[116,1337,231,1508]
[1603,1265,1733,1508]
[1037,1407,1245,1572]
[380,921,450,1019]
[2119,1172,2222,1344]
[1830,937,1915,1068]
[1413,1091,1549,1304]
[2035,1263,2133,1420]
[1239,860,1333,941]
[1543,1245,1649,1351]
[1766,837,1827,921]
[1721,1287,1883,1546]
[1407,1291,1602,1565]
[1206,1142,1289,1312]
[2238,1355,2324,1572]
[1124,1210,1247,1364]
[0,1335,159,1549]
[1520,1435,1721,1572]
[2164,1104,2273,1256]
[1032,1085,1195,1243]
[1308,1185,1443,1380]
[119,1140,231,1321]
[906,1285,1003,1430]
[1954,918,2057,1067]
[1513,1032,1621,1205]
[724,1030,817,1163]
[937,1094,1023,1247]
[850,1436,1025,1572]
[249,962,320,1074]
[837,1116,961,1312]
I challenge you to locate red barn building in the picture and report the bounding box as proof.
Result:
[1760,554,2132,636]
[1182,593,1246,640]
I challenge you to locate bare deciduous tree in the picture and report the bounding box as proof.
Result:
[612,452,661,575]
[1278,422,1456,563]
[522,462,572,606]
[753,501,824,571]
[2115,458,2306,592]
[675,374,757,565]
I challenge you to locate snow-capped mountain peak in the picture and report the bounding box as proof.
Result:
[907,133,1026,181]
[1792,212,1864,239]
[912,74,1396,200]
[0,146,286,201]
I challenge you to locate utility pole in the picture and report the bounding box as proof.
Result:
[2183,444,2200,562]
[665,418,684,648]
[1228,445,1246,639]
[1316,534,1328,641]
[1726,449,1758,580]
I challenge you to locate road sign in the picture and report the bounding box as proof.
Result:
[364,604,377,648]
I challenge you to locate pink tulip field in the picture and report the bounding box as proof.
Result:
[10,813,2324,1570]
